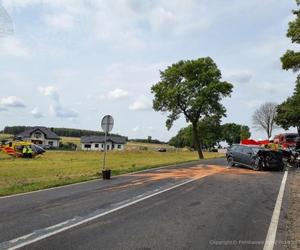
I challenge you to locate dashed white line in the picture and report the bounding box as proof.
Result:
[1,177,202,250]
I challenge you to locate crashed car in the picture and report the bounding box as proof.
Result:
[226,144,284,171]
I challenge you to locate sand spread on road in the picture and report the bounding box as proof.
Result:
[102,165,265,192]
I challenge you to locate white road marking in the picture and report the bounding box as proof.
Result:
[1,177,202,250]
[263,171,288,250]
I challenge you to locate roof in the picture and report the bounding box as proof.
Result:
[81,135,127,144]
[18,127,60,140]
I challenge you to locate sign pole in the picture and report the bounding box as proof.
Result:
[101,115,114,179]
[102,130,107,171]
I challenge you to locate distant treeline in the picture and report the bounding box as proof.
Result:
[130,137,166,144]
[2,126,125,138]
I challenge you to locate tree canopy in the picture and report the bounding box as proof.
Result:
[281,1,300,71]
[151,57,233,159]
[275,77,300,134]
[169,122,250,148]
[276,1,300,135]
[169,115,222,149]
[221,123,251,146]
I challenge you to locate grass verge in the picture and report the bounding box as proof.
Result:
[0,151,224,196]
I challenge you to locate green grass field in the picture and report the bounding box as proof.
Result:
[0,134,13,141]
[0,150,223,196]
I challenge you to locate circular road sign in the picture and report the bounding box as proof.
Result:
[101,115,114,133]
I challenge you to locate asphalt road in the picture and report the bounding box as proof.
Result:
[0,158,288,250]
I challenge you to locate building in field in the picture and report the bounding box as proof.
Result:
[81,135,127,151]
[17,126,60,148]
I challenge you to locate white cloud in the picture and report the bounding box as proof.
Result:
[49,104,78,118]
[145,126,154,131]
[129,95,152,111]
[224,70,253,84]
[132,126,140,132]
[149,7,178,32]
[39,86,59,101]
[256,82,279,93]
[87,94,105,100]
[132,126,154,133]
[31,107,43,118]
[0,37,30,57]
[44,13,75,31]
[108,88,129,100]
[102,62,168,91]
[242,99,262,108]
[0,96,25,107]
[3,0,84,10]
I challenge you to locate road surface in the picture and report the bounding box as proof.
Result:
[0,158,289,250]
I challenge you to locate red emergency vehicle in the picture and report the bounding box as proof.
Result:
[273,133,298,149]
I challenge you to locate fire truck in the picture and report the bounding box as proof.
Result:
[273,133,299,149]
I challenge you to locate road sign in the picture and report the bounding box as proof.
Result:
[101,115,114,133]
[101,115,114,173]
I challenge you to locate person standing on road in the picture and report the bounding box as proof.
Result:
[268,140,277,151]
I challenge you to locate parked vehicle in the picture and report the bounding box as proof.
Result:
[273,133,299,149]
[0,140,45,158]
[226,144,284,171]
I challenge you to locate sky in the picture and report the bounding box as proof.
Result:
[0,0,298,141]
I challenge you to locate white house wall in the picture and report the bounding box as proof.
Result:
[45,140,59,148]
[81,142,125,151]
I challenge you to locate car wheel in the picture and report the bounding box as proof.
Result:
[252,158,262,171]
[227,157,234,167]
[278,164,284,171]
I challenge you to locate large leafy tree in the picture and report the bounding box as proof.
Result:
[276,1,300,135]
[169,121,250,148]
[281,0,300,71]
[169,115,222,150]
[221,123,251,145]
[276,76,300,135]
[151,57,233,159]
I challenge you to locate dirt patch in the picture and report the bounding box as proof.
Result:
[285,170,300,249]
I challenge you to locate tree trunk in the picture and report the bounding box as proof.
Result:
[192,122,204,159]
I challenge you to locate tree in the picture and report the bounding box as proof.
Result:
[281,1,300,71]
[276,1,300,135]
[221,123,251,145]
[252,102,278,139]
[275,76,300,135]
[198,115,222,149]
[240,125,251,140]
[169,115,222,150]
[169,127,193,148]
[151,57,233,159]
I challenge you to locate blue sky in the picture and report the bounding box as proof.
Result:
[0,0,297,141]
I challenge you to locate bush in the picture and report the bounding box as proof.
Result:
[59,142,77,151]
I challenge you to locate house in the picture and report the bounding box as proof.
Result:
[81,135,127,151]
[17,126,60,148]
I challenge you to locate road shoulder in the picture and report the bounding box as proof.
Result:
[285,169,300,250]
